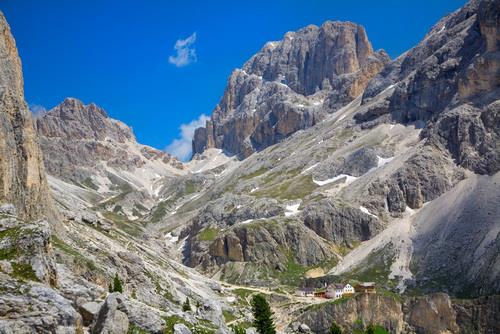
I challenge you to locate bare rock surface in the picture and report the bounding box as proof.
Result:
[0,12,53,220]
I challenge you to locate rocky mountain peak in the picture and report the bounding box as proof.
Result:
[35,97,184,194]
[36,98,135,143]
[242,20,386,96]
[193,20,390,158]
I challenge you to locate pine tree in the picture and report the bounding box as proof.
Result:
[182,297,191,312]
[108,282,113,293]
[113,273,123,293]
[329,321,342,334]
[251,294,276,334]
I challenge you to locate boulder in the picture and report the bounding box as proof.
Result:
[79,301,101,326]
[173,323,192,334]
[0,204,16,216]
[91,293,129,334]
[298,323,311,333]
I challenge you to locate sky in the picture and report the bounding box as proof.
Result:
[1,0,466,160]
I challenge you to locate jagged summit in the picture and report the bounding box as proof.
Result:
[193,20,390,158]
[36,97,134,142]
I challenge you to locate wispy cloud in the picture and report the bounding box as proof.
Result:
[168,32,197,67]
[166,114,209,161]
[29,104,47,118]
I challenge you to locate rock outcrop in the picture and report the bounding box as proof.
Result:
[302,198,384,244]
[297,294,404,333]
[404,293,460,334]
[0,216,57,286]
[91,293,129,334]
[0,12,53,220]
[185,218,335,285]
[0,281,84,334]
[296,293,500,334]
[193,21,389,158]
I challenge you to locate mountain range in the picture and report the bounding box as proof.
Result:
[0,0,499,333]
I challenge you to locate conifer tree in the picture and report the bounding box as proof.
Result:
[329,321,342,334]
[251,294,276,334]
[182,297,191,311]
[113,273,123,293]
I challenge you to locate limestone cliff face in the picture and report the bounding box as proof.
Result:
[0,12,52,220]
[297,293,500,334]
[356,0,500,175]
[297,294,404,333]
[193,21,389,158]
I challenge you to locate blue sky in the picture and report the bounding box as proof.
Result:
[1,0,466,160]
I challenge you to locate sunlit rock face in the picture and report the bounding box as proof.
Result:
[0,12,53,220]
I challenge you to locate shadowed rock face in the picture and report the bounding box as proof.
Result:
[193,21,389,158]
[0,12,53,220]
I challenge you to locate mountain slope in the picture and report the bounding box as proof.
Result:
[173,0,500,298]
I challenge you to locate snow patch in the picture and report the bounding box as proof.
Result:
[359,206,377,218]
[285,202,301,217]
[165,232,179,244]
[313,174,358,186]
[377,156,394,167]
[240,219,254,225]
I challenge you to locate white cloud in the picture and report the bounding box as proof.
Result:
[166,114,209,161]
[168,32,197,67]
[29,104,47,118]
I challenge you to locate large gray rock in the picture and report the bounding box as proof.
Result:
[0,280,83,333]
[365,148,465,215]
[91,293,129,334]
[125,299,166,334]
[312,147,379,180]
[79,301,102,326]
[173,323,192,334]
